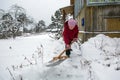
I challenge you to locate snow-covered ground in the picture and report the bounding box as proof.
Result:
[0,33,120,80]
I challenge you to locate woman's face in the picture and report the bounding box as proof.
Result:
[69,26,74,30]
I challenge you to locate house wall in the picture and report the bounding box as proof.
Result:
[105,18,120,37]
[74,4,86,42]
[94,6,120,38]
[88,5,120,31]
[76,5,120,42]
[85,7,93,32]
[77,8,85,31]
[74,0,85,18]
[85,6,108,32]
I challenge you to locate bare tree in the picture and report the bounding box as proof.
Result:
[9,4,26,19]
[8,4,34,38]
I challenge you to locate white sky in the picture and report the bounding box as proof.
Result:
[0,0,70,25]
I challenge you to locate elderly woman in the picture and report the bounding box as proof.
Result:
[63,19,79,57]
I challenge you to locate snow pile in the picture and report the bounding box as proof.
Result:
[81,34,120,80]
[0,33,120,80]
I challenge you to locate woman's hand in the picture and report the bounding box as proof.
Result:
[66,44,71,49]
[72,38,78,42]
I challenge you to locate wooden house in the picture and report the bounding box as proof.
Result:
[60,0,120,42]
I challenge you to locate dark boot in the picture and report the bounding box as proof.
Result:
[66,49,72,57]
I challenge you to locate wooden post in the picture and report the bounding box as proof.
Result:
[62,10,66,23]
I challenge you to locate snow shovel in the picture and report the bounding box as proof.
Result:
[51,42,74,62]
[52,49,67,61]
[47,48,68,63]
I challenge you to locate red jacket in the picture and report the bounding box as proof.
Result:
[63,21,79,45]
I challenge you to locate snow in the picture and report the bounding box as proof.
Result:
[0,33,120,80]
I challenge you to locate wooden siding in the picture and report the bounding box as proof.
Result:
[70,0,75,5]
[106,18,120,31]
[76,8,86,43]
[77,5,120,42]
[60,5,74,22]
[85,7,93,31]
[85,5,120,31]
[60,6,74,15]
[77,8,85,31]
[74,0,85,18]
[106,33,120,37]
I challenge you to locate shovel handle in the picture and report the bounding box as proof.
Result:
[52,49,66,61]
[57,49,67,58]
[57,42,74,58]
[53,42,74,61]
